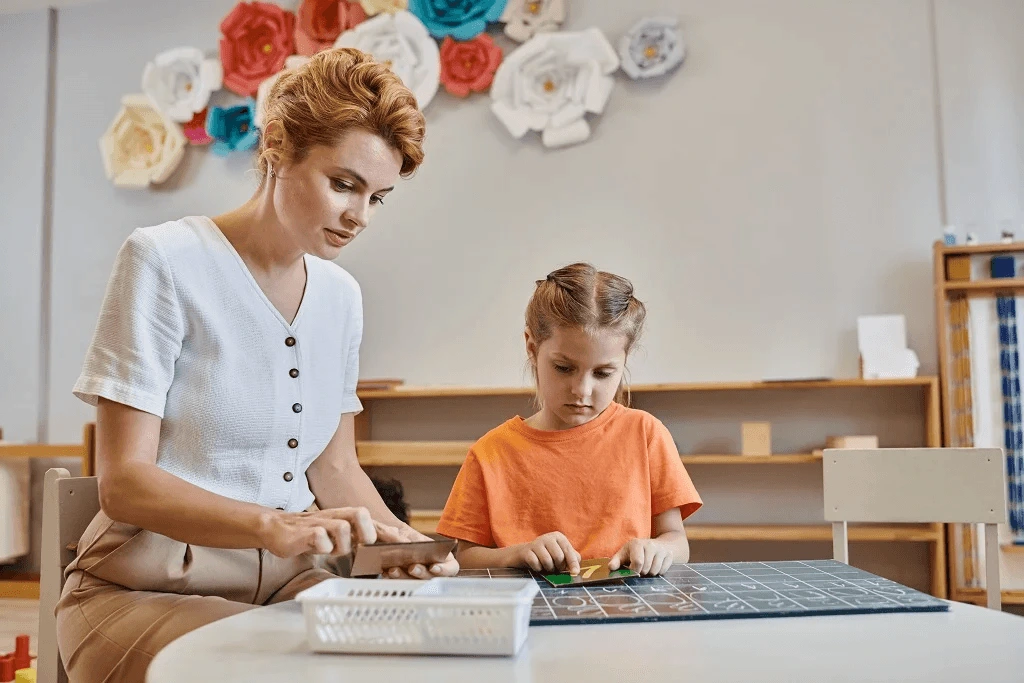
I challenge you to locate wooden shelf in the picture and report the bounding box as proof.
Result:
[357,377,937,400]
[943,278,1024,295]
[409,510,444,535]
[682,454,821,465]
[357,442,823,467]
[409,513,940,543]
[1000,543,1024,554]
[938,240,1024,256]
[686,524,941,543]
[357,441,471,467]
[952,587,1024,606]
[0,576,40,600]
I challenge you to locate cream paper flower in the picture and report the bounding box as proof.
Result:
[255,55,311,129]
[618,16,685,80]
[141,47,223,123]
[359,0,408,16]
[499,0,565,43]
[334,10,439,109]
[490,27,618,148]
[99,94,187,188]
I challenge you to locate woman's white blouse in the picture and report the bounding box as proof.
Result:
[73,216,363,512]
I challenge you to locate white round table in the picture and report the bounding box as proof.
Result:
[148,599,1024,682]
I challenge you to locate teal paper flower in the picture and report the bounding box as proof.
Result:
[205,98,260,156]
[408,0,507,40]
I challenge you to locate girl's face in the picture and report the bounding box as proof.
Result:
[527,325,628,431]
[271,128,402,260]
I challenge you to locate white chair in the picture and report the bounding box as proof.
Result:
[824,447,1008,611]
[37,468,100,683]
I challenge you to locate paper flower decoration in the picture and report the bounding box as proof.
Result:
[335,11,440,108]
[255,55,311,129]
[490,27,618,148]
[618,16,685,80]
[295,0,367,56]
[99,94,187,188]
[183,109,214,145]
[499,0,565,43]
[439,34,502,97]
[408,0,507,40]
[219,1,296,96]
[206,99,260,156]
[359,0,407,14]
[141,47,223,123]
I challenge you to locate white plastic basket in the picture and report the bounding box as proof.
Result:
[294,577,539,656]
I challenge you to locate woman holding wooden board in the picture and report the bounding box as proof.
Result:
[57,48,457,683]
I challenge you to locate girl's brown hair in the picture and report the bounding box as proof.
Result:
[526,263,647,404]
[257,47,426,180]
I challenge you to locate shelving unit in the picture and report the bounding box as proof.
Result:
[934,239,1024,606]
[355,376,946,597]
[0,424,93,599]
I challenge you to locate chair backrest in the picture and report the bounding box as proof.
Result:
[823,447,1008,524]
[38,469,101,683]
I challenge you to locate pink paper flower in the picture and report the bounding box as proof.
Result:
[295,0,367,56]
[439,34,501,98]
[184,108,214,144]
[220,1,296,96]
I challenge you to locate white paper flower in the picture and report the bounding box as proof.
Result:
[99,94,187,188]
[334,10,440,109]
[255,55,311,129]
[141,47,223,123]
[490,27,618,148]
[499,0,566,43]
[618,16,685,80]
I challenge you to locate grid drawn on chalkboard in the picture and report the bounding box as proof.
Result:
[456,559,948,626]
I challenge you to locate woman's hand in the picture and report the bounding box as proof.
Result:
[376,522,460,580]
[509,532,581,574]
[260,507,376,558]
[608,538,673,576]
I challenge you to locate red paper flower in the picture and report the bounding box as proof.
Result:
[295,0,367,56]
[220,1,296,96]
[439,34,502,98]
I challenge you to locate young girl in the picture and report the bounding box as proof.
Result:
[436,263,702,576]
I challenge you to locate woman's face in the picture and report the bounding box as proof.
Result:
[272,129,403,260]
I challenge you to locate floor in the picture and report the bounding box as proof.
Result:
[0,598,38,661]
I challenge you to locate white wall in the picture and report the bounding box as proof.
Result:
[0,10,48,443]
[44,0,949,440]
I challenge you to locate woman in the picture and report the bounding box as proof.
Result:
[57,48,457,683]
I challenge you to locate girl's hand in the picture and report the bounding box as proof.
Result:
[511,532,581,574]
[260,507,376,558]
[608,538,673,576]
[375,522,461,580]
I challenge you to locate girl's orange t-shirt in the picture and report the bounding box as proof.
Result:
[436,402,703,559]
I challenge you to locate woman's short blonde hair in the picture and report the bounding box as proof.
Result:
[258,47,426,180]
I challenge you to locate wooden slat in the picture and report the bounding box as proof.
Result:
[682,454,821,465]
[952,587,1024,605]
[0,444,84,459]
[939,240,1024,256]
[408,514,941,543]
[358,377,937,400]
[685,524,941,543]
[409,510,443,535]
[357,442,823,467]
[0,579,40,600]
[358,442,471,467]
[944,278,1024,294]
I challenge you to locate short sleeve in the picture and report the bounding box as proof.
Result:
[436,449,494,547]
[72,230,184,418]
[340,280,363,415]
[648,418,703,521]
